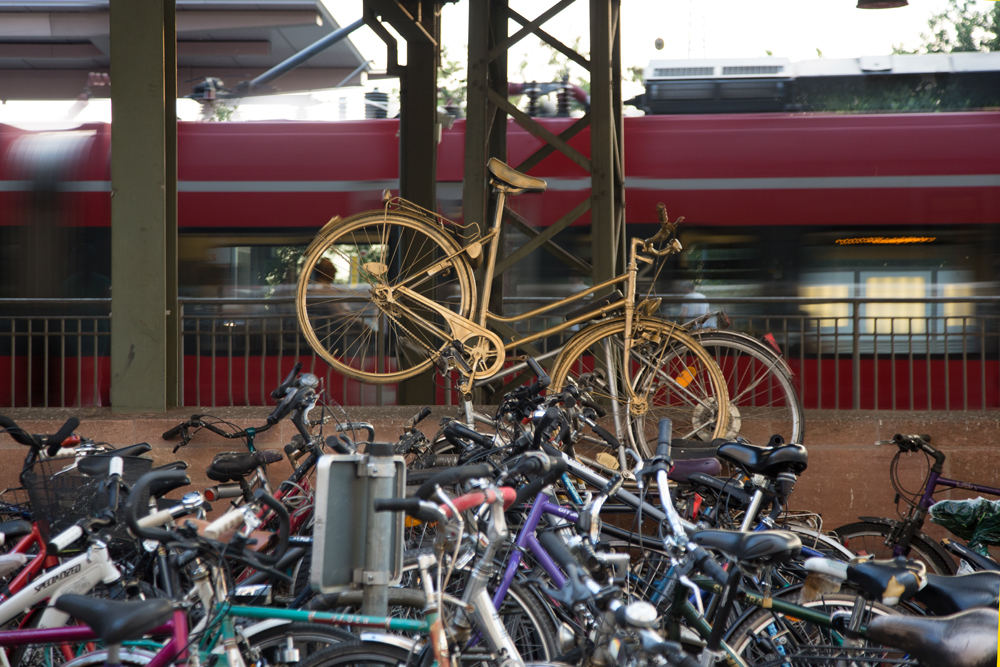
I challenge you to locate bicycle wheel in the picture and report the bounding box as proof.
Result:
[833,521,955,575]
[692,330,804,445]
[243,622,355,665]
[297,640,413,667]
[726,593,904,666]
[549,317,730,458]
[297,210,477,384]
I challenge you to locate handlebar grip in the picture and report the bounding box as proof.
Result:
[407,408,432,429]
[537,530,580,574]
[203,509,246,540]
[162,423,186,440]
[373,497,422,514]
[252,490,289,565]
[0,415,33,446]
[918,434,931,443]
[525,357,551,394]
[507,456,546,479]
[443,423,493,451]
[44,418,80,456]
[47,525,84,554]
[138,508,177,529]
[414,463,492,500]
[271,362,303,400]
[533,407,561,449]
[656,418,672,458]
[691,545,729,587]
[126,470,191,543]
[589,423,621,450]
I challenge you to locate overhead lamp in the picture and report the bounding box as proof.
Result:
[857,0,908,8]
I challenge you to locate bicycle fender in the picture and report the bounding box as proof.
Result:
[359,632,423,653]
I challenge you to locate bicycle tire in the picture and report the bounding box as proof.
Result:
[297,209,477,384]
[833,520,955,575]
[549,316,730,458]
[691,330,804,445]
[725,593,905,666]
[297,640,414,667]
[243,621,355,665]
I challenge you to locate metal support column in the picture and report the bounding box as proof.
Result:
[367,0,441,405]
[109,0,175,412]
[464,0,625,302]
[590,0,623,285]
[165,1,179,407]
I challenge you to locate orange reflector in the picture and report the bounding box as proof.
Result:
[675,366,697,388]
[405,516,423,527]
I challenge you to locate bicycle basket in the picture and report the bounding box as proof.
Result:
[0,487,32,521]
[21,455,153,551]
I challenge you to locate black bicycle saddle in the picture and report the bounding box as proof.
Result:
[846,557,926,605]
[913,571,1000,615]
[690,529,801,566]
[206,450,283,483]
[866,608,998,667]
[715,442,808,477]
[55,594,175,645]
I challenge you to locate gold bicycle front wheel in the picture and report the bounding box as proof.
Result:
[296,210,477,384]
[549,317,730,458]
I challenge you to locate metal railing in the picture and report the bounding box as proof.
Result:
[0,299,110,408]
[3,295,999,410]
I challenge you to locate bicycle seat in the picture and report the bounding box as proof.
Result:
[153,460,189,472]
[487,158,547,194]
[846,557,926,606]
[671,437,727,461]
[913,571,1000,615]
[0,519,32,541]
[55,594,174,645]
[669,458,722,482]
[866,608,998,667]
[715,442,808,477]
[77,453,150,477]
[109,443,153,458]
[691,529,801,566]
[206,450,283,483]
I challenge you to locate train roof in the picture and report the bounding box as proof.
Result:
[643,52,1000,81]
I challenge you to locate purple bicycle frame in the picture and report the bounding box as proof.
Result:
[890,469,1000,558]
[492,491,578,609]
[0,610,189,667]
[917,470,1000,510]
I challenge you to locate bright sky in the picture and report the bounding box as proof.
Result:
[0,0,989,126]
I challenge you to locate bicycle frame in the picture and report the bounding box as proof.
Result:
[0,610,189,667]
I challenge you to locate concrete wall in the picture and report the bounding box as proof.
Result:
[2,407,998,545]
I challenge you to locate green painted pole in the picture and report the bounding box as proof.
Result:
[109,0,171,412]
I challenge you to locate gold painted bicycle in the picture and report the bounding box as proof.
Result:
[296,158,729,454]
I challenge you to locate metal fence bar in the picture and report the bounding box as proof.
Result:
[4,296,1000,410]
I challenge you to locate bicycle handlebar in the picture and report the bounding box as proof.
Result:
[270,362,303,400]
[0,415,79,452]
[126,470,192,543]
[414,464,492,500]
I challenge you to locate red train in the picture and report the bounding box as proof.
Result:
[2,111,999,408]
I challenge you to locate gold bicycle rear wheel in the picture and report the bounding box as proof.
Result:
[296,210,477,384]
[549,317,730,458]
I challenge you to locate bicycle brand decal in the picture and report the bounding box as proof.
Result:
[33,564,82,593]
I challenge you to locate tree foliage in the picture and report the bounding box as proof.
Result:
[894,0,999,54]
[438,45,467,109]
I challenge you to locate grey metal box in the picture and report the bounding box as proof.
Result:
[311,453,406,594]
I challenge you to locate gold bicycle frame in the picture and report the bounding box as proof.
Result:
[466,184,680,401]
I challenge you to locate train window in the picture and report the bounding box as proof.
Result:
[864,275,926,334]
[799,283,850,329]
[943,283,974,328]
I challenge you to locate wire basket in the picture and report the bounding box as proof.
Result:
[21,455,153,551]
[0,488,32,521]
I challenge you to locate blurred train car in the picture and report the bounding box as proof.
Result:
[2,111,999,406]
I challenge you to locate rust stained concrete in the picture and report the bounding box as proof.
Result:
[2,407,1000,544]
